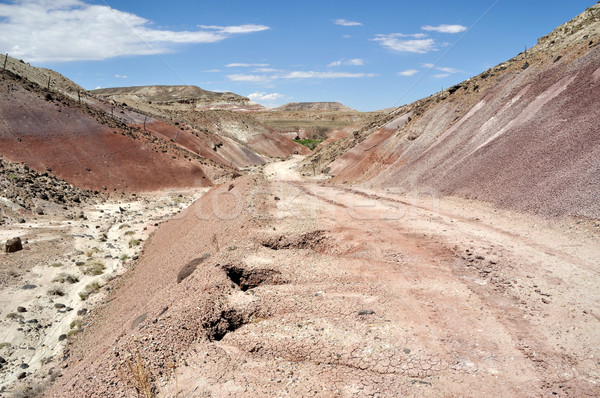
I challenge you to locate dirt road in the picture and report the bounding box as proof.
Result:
[45,156,600,397]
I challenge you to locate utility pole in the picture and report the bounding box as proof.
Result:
[47,76,51,90]
[78,90,81,104]
[3,54,7,71]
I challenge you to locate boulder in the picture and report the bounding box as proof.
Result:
[5,237,23,253]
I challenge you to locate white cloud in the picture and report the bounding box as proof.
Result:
[114,74,128,78]
[433,73,450,78]
[380,33,428,39]
[0,0,270,62]
[422,64,463,74]
[398,69,418,76]
[373,34,436,53]
[203,69,221,73]
[225,63,269,67]
[327,58,364,67]
[198,25,270,34]
[282,71,374,79]
[226,70,375,82]
[226,74,271,82]
[253,67,282,73]
[421,24,467,34]
[436,66,461,74]
[334,19,362,26]
[248,92,284,102]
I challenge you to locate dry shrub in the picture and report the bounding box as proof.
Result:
[119,351,155,398]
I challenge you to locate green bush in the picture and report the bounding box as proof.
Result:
[294,138,323,151]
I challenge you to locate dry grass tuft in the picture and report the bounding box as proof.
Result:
[85,247,100,257]
[52,272,79,284]
[83,260,106,275]
[79,281,101,300]
[119,351,155,398]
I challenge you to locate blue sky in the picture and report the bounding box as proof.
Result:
[0,0,595,111]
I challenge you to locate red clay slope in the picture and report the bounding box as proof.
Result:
[0,71,213,191]
[329,7,600,219]
[82,96,270,168]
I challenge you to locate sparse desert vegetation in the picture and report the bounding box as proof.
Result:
[79,281,101,301]
[47,286,65,297]
[52,273,79,284]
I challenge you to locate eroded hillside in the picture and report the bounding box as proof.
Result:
[311,3,600,219]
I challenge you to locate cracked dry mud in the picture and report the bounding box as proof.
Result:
[38,155,600,397]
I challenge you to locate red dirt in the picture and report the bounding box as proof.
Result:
[314,126,355,152]
[43,159,600,397]
[145,120,267,168]
[248,131,312,158]
[0,74,213,191]
[83,97,270,168]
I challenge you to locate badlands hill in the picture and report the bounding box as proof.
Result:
[276,101,355,112]
[0,54,84,99]
[0,58,309,192]
[91,84,309,158]
[309,3,600,219]
[91,85,260,111]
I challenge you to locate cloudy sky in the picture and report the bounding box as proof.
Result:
[0,0,593,111]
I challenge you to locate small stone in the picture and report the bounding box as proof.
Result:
[21,284,36,290]
[358,310,375,316]
[17,372,27,380]
[16,306,27,313]
[58,334,67,342]
[54,303,66,309]
[403,348,411,354]
[20,363,29,369]
[5,237,23,253]
[18,218,26,224]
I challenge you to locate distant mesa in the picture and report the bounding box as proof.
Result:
[91,85,264,111]
[275,102,356,112]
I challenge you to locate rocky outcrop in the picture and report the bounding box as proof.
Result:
[0,158,95,210]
